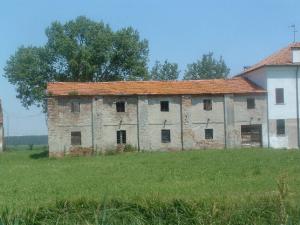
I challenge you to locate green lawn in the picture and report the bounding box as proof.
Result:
[0,148,300,210]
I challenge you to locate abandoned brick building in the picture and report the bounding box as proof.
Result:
[47,77,267,157]
[0,99,4,152]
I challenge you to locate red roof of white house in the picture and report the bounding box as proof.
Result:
[238,42,300,75]
[47,77,265,97]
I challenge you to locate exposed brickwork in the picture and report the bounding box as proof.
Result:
[48,93,268,156]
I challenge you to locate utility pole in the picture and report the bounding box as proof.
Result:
[289,24,297,43]
[6,114,9,137]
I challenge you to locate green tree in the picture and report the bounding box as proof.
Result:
[4,16,149,110]
[184,52,230,80]
[150,60,179,80]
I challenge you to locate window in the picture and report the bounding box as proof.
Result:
[276,88,284,104]
[71,102,80,113]
[247,98,255,109]
[205,129,213,139]
[71,132,81,145]
[160,101,169,112]
[116,101,125,112]
[203,99,212,111]
[276,119,285,135]
[117,130,126,144]
[161,129,171,143]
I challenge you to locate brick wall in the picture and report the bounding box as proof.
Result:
[48,93,268,156]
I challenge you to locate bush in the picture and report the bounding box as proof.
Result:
[28,144,34,150]
[123,144,138,152]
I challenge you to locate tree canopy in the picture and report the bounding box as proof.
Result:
[150,60,179,80]
[4,16,149,110]
[183,52,230,80]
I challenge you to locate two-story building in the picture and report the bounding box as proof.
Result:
[238,42,300,149]
[47,77,267,157]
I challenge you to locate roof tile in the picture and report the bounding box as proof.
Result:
[240,42,300,75]
[47,77,265,96]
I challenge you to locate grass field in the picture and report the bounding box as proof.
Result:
[0,148,300,209]
[1,148,300,224]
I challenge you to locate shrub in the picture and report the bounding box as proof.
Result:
[123,144,138,152]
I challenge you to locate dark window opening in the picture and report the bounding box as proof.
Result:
[247,98,255,109]
[241,124,262,147]
[116,101,125,112]
[71,102,80,113]
[117,130,126,144]
[276,88,284,104]
[71,132,81,145]
[161,129,171,143]
[160,101,169,112]
[276,119,285,135]
[203,99,212,111]
[205,129,213,139]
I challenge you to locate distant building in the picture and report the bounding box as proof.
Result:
[47,78,267,157]
[0,99,4,152]
[238,42,300,148]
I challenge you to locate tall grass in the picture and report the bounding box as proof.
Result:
[0,196,300,225]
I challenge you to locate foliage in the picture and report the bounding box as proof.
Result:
[184,52,230,80]
[4,16,149,111]
[123,144,138,152]
[150,60,179,80]
[5,135,48,146]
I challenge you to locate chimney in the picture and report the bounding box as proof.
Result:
[292,47,300,63]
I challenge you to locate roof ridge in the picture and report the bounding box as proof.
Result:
[237,42,300,76]
[48,79,231,85]
[47,77,265,96]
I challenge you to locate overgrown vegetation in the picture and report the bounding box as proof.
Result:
[1,196,300,225]
[0,148,300,224]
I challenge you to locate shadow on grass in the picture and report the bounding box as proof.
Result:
[30,150,49,159]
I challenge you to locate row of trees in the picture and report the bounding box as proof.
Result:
[149,54,229,81]
[4,16,230,111]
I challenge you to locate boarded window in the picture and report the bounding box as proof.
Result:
[276,119,285,135]
[71,102,80,113]
[247,98,255,109]
[203,99,212,111]
[241,125,262,147]
[160,101,169,112]
[117,130,126,144]
[205,129,213,139]
[161,129,171,143]
[71,132,81,145]
[116,101,125,112]
[276,88,284,104]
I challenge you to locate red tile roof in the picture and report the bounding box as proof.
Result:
[47,77,265,97]
[239,42,300,75]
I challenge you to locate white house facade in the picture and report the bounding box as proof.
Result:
[239,42,300,149]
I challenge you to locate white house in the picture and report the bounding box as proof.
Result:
[238,42,300,149]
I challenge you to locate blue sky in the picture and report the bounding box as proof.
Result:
[0,0,299,136]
